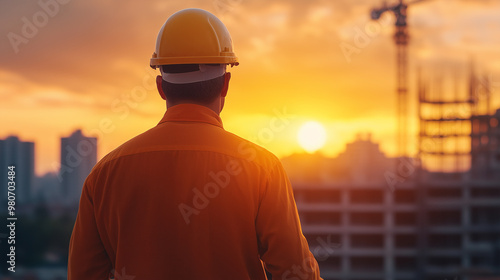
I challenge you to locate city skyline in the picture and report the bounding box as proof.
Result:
[1,123,499,279]
[0,129,97,206]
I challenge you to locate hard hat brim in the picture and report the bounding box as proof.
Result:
[150,55,239,69]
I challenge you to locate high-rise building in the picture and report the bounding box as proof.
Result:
[0,136,35,206]
[60,130,97,206]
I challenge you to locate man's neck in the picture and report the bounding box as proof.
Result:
[166,100,221,115]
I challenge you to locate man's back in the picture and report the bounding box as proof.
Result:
[68,104,320,279]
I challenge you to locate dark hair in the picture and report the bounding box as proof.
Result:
[161,64,225,104]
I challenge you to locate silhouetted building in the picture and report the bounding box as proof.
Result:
[0,136,35,206]
[282,133,396,185]
[60,130,97,206]
[286,131,500,280]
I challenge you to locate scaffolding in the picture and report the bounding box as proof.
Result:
[417,62,494,176]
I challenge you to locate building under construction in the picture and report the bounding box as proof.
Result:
[286,66,500,280]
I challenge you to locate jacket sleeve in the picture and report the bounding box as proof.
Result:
[255,160,322,280]
[68,177,112,280]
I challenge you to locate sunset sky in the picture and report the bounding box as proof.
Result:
[1,0,499,175]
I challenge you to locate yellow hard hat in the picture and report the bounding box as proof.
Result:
[150,8,239,69]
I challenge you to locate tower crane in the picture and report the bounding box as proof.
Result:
[371,0,427,158]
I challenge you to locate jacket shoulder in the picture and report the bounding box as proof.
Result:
[223,131,282,172]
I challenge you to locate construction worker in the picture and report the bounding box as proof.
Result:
[68,8,322,280]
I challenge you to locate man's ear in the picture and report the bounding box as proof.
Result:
[220,72,231,98]
[156,75,166,100]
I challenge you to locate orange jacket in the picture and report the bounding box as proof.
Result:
[68,104,322,280]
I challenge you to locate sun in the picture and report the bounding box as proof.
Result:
[297,121,327,153]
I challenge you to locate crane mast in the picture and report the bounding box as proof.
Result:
[371,0,411,158]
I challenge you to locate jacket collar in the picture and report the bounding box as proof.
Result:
[157,103,224,129]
